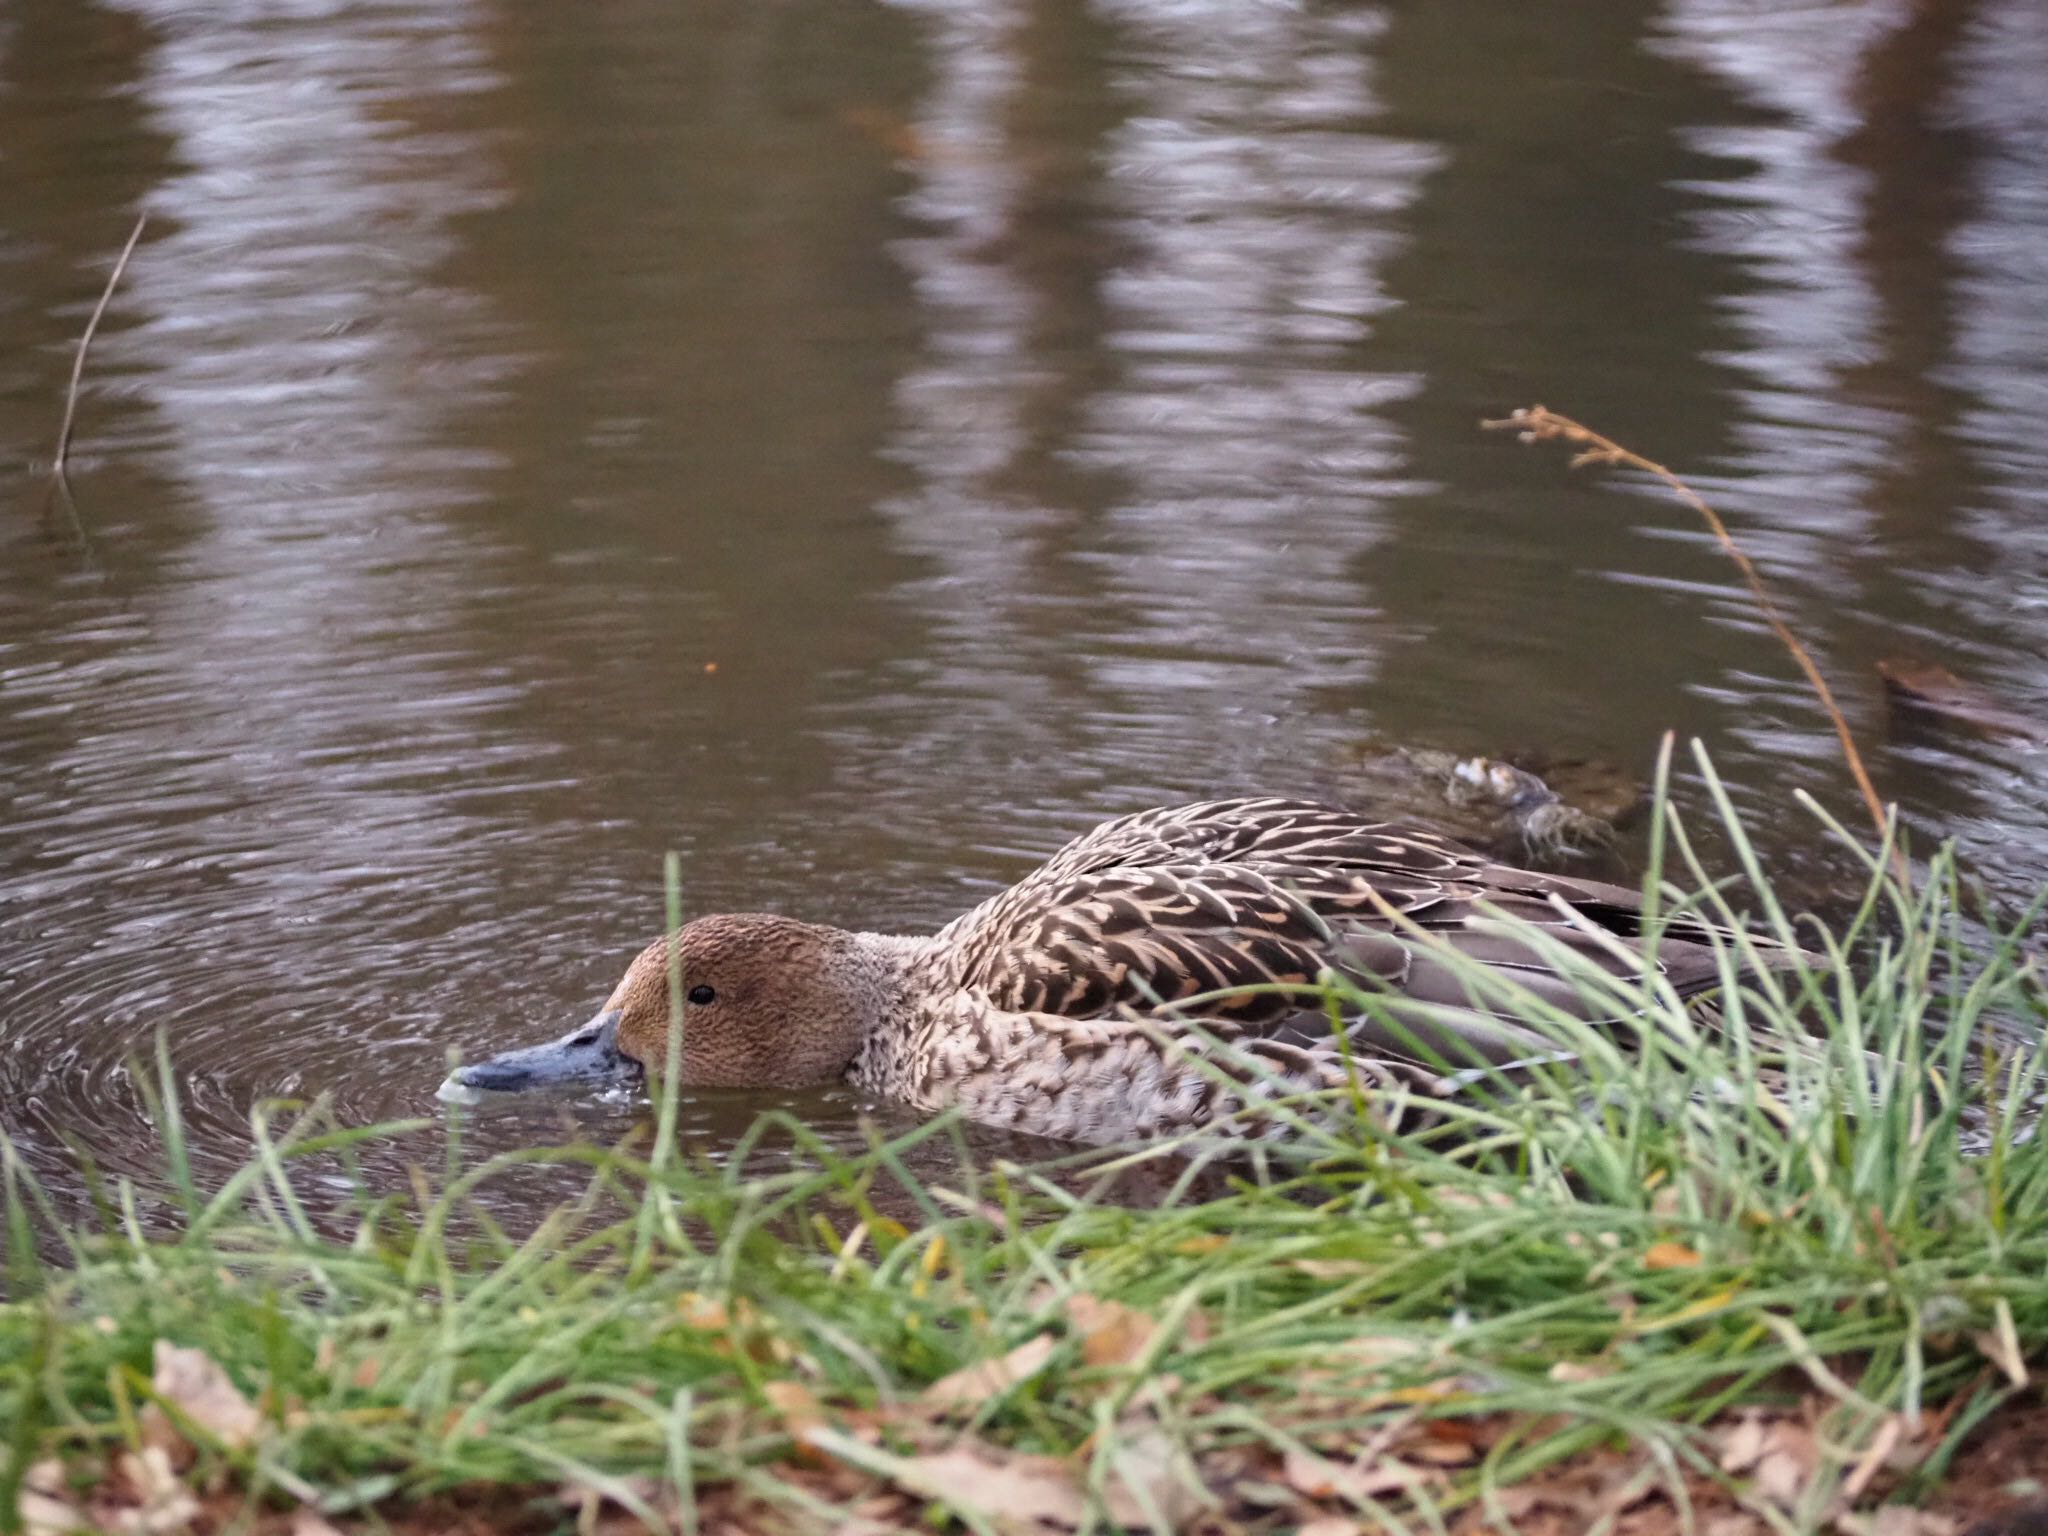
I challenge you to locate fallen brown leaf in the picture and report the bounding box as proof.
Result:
[1489,1479,1581,1523]
[803,1425,1206,1533]
[1719,1414,1818,1511]
[112,1447,201,1535]
[880,1441,1086,1530]
[21,1461,84,1536]
[1720,1414,1768,1474]
[1409,1439,1479,1468]
[1757,1432,1816,1509]
[764,1380,826,1441]
[1282,1446,1428,1502]
[676,1292,730,1331]
[1644,1241,1703,1270]
[1592,1460,1662,1522]
[1099,1428,1207,1528]
[557,1472,664,1520]
[922,1333,1058,1410]
[1067,1295,1156,1371]
[1835,1509,1960,1536]
[149,1341,264,1450]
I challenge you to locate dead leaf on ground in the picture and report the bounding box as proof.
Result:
[675,1292,731,1331]
[1296,1519,1367,1536]
[804,1425,1208,1533]
[1282,1446,1429,1502]
[1720,1414,1818,1511]
[1721,1415,1768,1473]
[1409,1439,1480,1467]
[1099,1428,1207,1528]
[557,1472,665,1529]
[288,1511,348,1536]
[22,1461,85,1536]
[1067,1295,1157,1371]
[921,1333,1058,1410]
[764,1379,827,1443]
[1835,1509,1960,1536]
[871,1440,1087,1530]
[112,1447,202,1535]
[1489,1477,1598,1524]
[1644,1241,1703,1270]
[1592,1460,1663,1522]
[148,1341,265,1450]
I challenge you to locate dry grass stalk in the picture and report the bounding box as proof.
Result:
[53,210,148,479]
[1484,404,1900,881]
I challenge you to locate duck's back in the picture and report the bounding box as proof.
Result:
[936,797,1755,1070]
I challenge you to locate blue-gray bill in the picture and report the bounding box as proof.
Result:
[435,1008,637,1103]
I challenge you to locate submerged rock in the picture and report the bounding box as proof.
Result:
[1336,738,1642,864]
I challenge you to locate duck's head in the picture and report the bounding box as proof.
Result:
[439,913,874,1100]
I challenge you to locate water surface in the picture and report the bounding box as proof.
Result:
[2,0,2044,1209]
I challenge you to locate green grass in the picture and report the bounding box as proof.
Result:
[4,746,2047,1535]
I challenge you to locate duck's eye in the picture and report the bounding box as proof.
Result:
[687,984,716,1006]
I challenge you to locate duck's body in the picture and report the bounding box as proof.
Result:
[446,797,1771,1142]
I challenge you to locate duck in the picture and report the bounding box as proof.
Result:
[440,796,1784,1143]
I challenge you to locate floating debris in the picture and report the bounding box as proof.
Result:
[1878,659,2046,746]
[1337,739,1641,863]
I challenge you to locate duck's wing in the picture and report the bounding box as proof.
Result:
[985,797,1475,890]
[942,797,1757,1071]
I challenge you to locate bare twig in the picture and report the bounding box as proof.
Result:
[53,211,147,479]
[1483,404,1904,885]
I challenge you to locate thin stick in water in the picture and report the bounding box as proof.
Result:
[53,211,147,479]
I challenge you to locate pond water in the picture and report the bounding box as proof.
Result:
[2,0,2044,1213]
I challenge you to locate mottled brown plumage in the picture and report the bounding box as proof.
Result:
[467,797,1790,1144]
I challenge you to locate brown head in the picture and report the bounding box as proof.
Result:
[440,913,881,1099]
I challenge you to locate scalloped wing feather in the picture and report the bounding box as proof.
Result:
[939,797,1757,1060]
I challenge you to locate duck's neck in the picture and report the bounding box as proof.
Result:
[836,930,950,1097]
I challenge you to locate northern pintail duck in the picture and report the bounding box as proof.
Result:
[442,797,1787,1142]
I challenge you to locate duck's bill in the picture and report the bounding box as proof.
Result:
[436,1008,638,1102]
